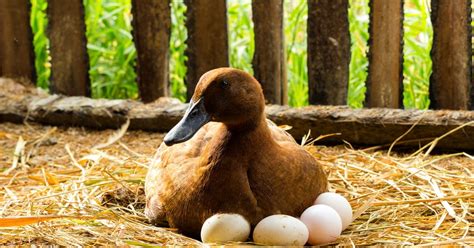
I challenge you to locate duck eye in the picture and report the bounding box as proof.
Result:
[220,80,230,89]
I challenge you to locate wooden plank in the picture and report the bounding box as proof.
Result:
[47,0,90,96]
[131,0,171,103]
[0,0,36,82]
[2,79,474,151]
[366,0,404,108]
[430,0,472,110]
[252,0,287,104]
[307,0,350,105]
[184,0,229,100]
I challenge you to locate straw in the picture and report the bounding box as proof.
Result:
[0,121,472,246]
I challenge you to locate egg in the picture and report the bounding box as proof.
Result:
[253,215,309,246]
[314,192,353,230]
[300,205,342,245]
[200,213,250,243]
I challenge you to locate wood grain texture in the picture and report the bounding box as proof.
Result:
[0,0,36,82]
[252,0,287,104]
[307,0,350,105]
[184,0,228,101]
[131,0,171,103]
[2,79,473,151]
[366,0,404,108]
[47,0,90,96]
[430,0,472,110]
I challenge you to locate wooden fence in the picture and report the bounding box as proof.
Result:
[0,0,473,110]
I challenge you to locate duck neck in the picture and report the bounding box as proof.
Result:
[224,114,273,146]
[200,114,273,179]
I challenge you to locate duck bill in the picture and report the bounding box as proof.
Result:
[164,98,210,146]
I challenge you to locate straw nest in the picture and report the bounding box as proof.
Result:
[0,121,472,246]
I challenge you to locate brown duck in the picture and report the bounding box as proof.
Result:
[145,68,328,238]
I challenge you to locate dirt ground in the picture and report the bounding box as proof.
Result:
[0,122,472,246]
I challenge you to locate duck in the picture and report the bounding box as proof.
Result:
[145,68,328,238]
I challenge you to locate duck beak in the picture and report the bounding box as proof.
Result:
[164,98,210,146]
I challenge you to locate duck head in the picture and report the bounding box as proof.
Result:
[164,68,265,146]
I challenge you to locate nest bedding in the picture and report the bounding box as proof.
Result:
[0,122,472,246]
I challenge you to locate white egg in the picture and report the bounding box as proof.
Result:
[300,205,342,245]
[253,214,309,246]
[314,192,353,230]
[200,213,250,243]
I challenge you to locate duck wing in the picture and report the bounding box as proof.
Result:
[246,120,328,218]
[266,119,297,143]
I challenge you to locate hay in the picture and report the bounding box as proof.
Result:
[0,122,472,246]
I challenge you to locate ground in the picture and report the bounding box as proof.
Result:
[0,122,472,246]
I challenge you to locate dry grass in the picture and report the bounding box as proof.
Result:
[0,121,472,246]
[0,122,199,246]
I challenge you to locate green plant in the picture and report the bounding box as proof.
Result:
[30,0,50,90]
[83,0,137,99]
[228,0,254,74]
[403,0,432,109]
[169,0,188,102]
[346,0,433,109]
[348,0,370,108]
[285,1,308,107]
[30,0,434,109]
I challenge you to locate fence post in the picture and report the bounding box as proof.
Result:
[131,0,171,103]
[184,0,229,101]
[366,0,404,108]
[47,0,90,96]
[252,0,287,105]
[430,0,472,110]
[0,0,36,82]
[307,0,350,105]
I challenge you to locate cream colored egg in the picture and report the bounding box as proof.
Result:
[315,192,353,230]
[200,213,250,243]
[253,214,309,246]
[300,205,342,245]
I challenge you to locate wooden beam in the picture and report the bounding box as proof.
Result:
[366,0,404,108]
[184,0,229,101]
[430,0,472,110]
[252,0,287,105]
[47,0,90,96]
[0,0,36,82]
[131,0,171,103]
[1,79,474,151]
[307,0,350,105]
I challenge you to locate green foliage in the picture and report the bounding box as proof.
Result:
[285,1,308,107]
[346,0,433,109]
[228,0,254,73]
[348,0,370,108]
[403,0,432,109]
[30,0,50,89]
[169,1,188,102]
[30,0,434,109]
[83,0,137,99]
